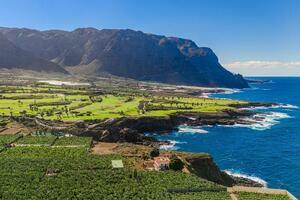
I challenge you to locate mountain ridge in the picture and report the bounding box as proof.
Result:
[0,32,67,73]
[0,27,248,88]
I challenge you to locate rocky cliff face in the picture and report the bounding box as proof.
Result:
[184,153,235,186]
[182,153,263,187]
[0,33,67,73]
[0,27,248,88]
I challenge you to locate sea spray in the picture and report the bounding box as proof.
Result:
[178,125,209,134]
[224,170,267,187]
[220,112,292,131]
[159,140,186,150]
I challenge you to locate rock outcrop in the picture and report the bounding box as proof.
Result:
[182,153,263,187]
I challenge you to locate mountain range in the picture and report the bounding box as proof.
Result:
[0,27,248,88]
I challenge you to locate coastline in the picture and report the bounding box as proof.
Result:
[8,98,283,189]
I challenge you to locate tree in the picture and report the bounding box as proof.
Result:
[19,110,27,117]
[56,111,62,120]
[64,105,69,116]
[150,148,160,158]
[169,156,184,171]
[40,112,45,119]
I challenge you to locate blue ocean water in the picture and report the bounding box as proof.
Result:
[156,77,300,197]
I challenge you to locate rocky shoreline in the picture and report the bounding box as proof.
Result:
[80,101,276,142]
[13,101,276,146]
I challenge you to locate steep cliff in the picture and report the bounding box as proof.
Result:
[0,27,248,88]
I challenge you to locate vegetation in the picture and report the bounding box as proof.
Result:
[53,136,92,147]
[0,134,229,199]
[236,192,291,200]
[1,80,291,199]
[15,135,57,146]
[0,135,21,147]
[169,156,185,171]
[0,83,245,121]
[150,148,160,158]
[172,192,231,200]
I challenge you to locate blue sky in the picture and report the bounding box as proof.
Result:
[0,0,299,75]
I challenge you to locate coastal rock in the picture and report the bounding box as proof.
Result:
[184,153,235,186]
[183,153,263,187]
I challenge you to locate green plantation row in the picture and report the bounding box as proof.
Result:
[0,134,92,148]
[0,135,291,199]
[0,135,229,199]
[237,192,291,200]
[0,84,245,121]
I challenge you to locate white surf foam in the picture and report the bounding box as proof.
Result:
[200,93,211,98]
[159,140,186,150]
[224,170,267,187]
[222,89,241,94]
[178,126,209,134]
[272,104,299,109]
[203,88,241,98]
[222,112,291,131]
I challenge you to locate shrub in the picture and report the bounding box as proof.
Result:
[169,157,184,171]
[150,148,160,158]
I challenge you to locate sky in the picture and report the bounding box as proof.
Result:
[0,0,299,76]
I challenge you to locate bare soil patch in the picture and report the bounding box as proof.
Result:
[0,122,32,135]
[91,142,119,155]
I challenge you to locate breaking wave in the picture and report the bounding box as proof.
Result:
[272,104,299,109]
[222,112,291,131]
[159,140,186,150]
[178,126,209,134]
[224,170,267,187]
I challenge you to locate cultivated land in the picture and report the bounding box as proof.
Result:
[0,72,293,199]
[0,135,291,199]
[0,80,245,121]
[0,134,226,199]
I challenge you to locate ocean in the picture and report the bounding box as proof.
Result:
[155,77,300,197]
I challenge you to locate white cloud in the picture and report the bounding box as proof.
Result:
[224,60,300,76]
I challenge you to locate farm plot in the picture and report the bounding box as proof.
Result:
[53,136,92,147]
[0,84,246,121]
[236,192,291,200]
[15,136,57,146]
[172,191,231,200]
[0,135,21,147]
[0,136,230,199]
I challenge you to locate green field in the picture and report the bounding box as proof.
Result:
[236,192,290,200]
[0,84,245,121]
[172,192,231,200]
[53,136,92,147]
[0,135,230,199]
[0,135,21,147]
[15,135,57,146]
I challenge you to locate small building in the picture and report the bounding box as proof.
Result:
[111,160,124,169]
[153,156,170,171]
